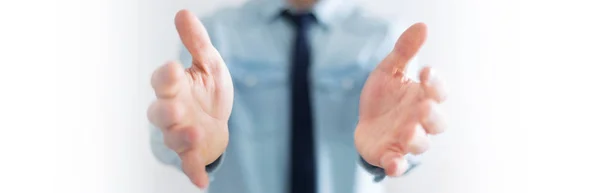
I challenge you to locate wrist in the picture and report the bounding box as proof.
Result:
[201,127,229,166]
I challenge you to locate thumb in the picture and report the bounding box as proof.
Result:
[377,23,428,73]
[180,149,210,189]
[175,9,217,70]
[379,152,409,177]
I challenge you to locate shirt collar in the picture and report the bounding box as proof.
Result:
[257,0,355,27]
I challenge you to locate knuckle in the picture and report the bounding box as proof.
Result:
[163,129,191,152]
[165,127,202,150]
[182,127,203,145]
[163,132,179,150]
[162,101,184,127]
[418,99,435,116]
[148,99,185,130]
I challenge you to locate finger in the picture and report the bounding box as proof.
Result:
[380,152,409,177]
[416,99,446,135]
[163,129,188,153]
[164,126,203,153]
[378,23,428,73]
[151,61,185,99]
[419,67,447,102]
[175,9,215,68]
[180,149,210,189]
[406,125,431,154]
[147,99,185,130]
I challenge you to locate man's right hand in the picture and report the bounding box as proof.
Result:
[147,9,233,189]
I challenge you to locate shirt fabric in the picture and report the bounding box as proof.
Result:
[150,0,423,192]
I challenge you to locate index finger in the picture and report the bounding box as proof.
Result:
[175,9,214,64]
[378,23,428,73]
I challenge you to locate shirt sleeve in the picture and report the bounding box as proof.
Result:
[358,154,422,182]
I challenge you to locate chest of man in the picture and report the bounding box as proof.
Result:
[204,18,389,193]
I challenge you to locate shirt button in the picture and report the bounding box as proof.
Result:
[341,78,354,90]
[245,75,258,87]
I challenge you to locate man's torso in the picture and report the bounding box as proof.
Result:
[176,1,417,192]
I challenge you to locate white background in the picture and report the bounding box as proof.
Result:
[0,0,598,193]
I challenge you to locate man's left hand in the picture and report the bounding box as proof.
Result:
[355,23,447,177]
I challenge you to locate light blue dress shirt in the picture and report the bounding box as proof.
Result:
[150,0,422,192]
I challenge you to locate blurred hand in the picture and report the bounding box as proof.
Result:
[147,10,233,189]
[355,23,447,176]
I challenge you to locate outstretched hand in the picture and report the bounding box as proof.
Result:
[147,10,233,189]
[354,23,447,176]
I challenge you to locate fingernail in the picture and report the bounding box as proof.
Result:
[393,158,409,176]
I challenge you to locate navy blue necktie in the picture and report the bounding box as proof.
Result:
[283,11,316,193]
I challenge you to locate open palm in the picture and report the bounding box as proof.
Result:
[148,10,233,188]
[355,23,446,176]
